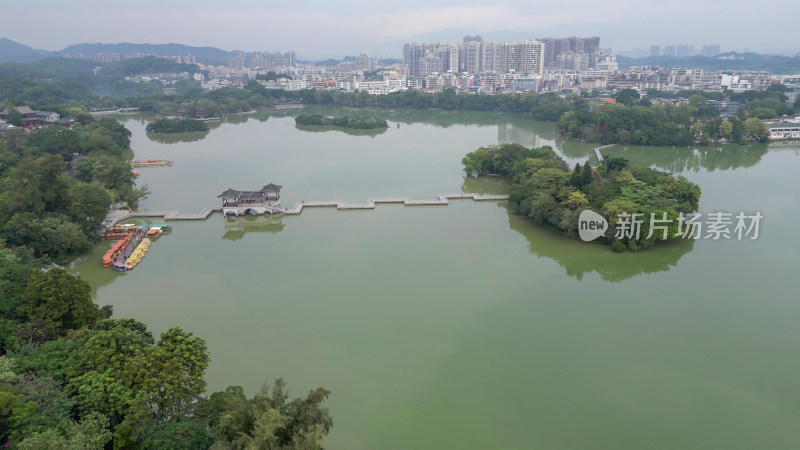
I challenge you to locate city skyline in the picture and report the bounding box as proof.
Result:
[2,0,799,60]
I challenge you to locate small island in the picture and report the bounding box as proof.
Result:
[294,114,388,130]
[462,143,701,252]
[146,118,209,133]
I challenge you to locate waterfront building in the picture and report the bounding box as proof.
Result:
[219,183,283,216]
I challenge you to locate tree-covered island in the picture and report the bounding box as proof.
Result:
[145,118,209,133]
[294,114,388,130]
[462,143,701,251]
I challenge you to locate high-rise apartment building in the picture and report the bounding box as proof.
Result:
[356,54,373,71]
[701,45,721,57]
[663,45,676,57]
[650,45,661,57]
[251,51,296,69]
[228,54,246,70]
[541,37,600,67]
[500,40,545,75]
[403,42,459,76]
[677,45,694,58]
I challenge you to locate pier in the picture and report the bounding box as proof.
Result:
[278,193,509,214]
[105,194,508,225]
[593,144,617,162]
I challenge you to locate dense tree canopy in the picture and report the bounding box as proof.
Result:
[463,143,701,251]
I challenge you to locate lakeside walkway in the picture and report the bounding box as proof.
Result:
[104,193,509,225]
[593,144,617,162]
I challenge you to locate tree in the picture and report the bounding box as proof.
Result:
[615,88,640,106]
[569,163,583,187]
[16,411,112,450]
[69,370,134,423]
[16,374,75,433]
[6,109,23,127]
[68,182,112,234]
[207,379,332,449]
[581,161,593,186]
[139,420,211,449]
[691,121,705,140]
[718,120,733,141]
[743,117,768,142]
[0,248,34,322]
[18,269,101,336]
[124,328,209,421]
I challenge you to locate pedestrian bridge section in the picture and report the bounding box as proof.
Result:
[105,193,509,225]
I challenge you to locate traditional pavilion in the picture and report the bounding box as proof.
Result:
[218,183,283,216]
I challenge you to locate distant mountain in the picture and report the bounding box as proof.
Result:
[59,42,241,65]
[0,38,52,63]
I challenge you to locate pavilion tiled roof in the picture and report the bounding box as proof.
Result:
[238,192,265,201]
[217,188,241,199]
[260,183,282,192]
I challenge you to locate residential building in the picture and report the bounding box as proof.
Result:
[228,54,246,70]
[701,45,721,57]
[677,45,694,58]
[650,45,661,57]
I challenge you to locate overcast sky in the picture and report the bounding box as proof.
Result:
[3,0,798,59]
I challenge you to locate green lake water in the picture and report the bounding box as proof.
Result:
[72,106,800,449]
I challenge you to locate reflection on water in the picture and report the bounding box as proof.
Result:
[506,211,695,282]
[129,105,557,149]
[222,215,286,241]
[146,130,210,144]
[461,176,694,282]
[294,124,387,138]
[559,140,770,172]
[498,123,539,148]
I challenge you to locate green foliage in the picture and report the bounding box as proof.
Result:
[203,379,332,449]
[16,374,75,433]
[743,117,769,142]
[558,103,694,146]
[463,144,701,249]
[68,370,134,421]
[18,268,101,336]
[124,327,210,421]
[615,88,640,106]
[0,248,34,322]
[611,240,626,252]
[12,339,78,380]
[146,118,209,133]
[16,411,112,450]
[0,356,17,384]
[140,420,212,449]
[0,73,332,450]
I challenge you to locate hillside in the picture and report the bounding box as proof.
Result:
[0,37,52,63]
[59,42,240,65]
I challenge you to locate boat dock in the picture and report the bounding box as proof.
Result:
[106,193,508,225]
[129,159,173,167]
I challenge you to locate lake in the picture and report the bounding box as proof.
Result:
[72,106,800,449]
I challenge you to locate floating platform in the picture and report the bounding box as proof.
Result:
[128,159,173,167]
